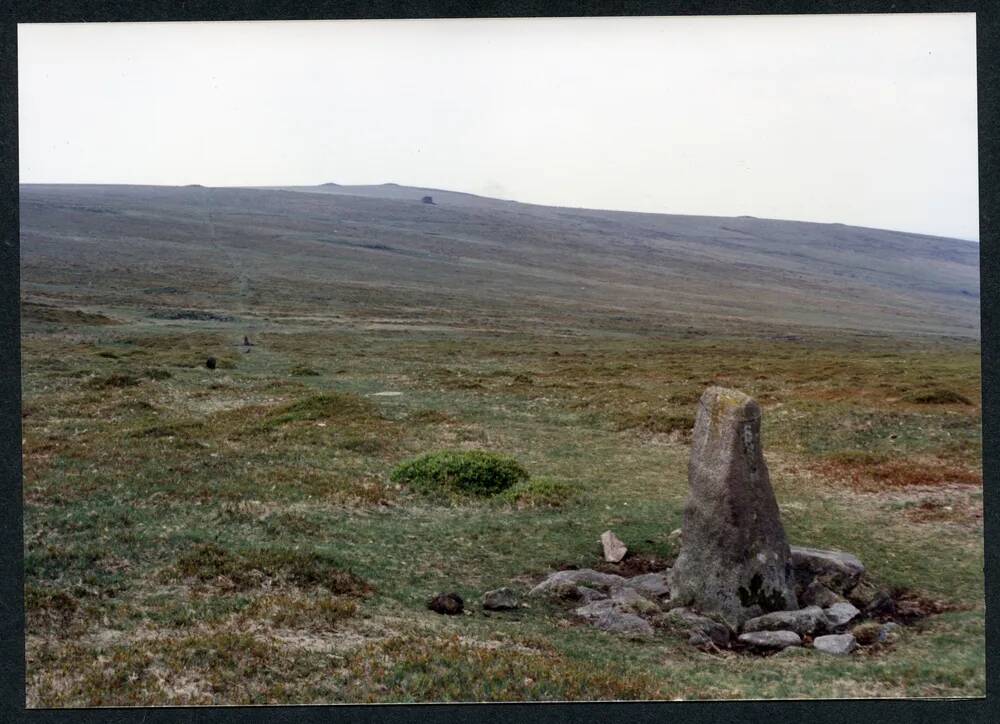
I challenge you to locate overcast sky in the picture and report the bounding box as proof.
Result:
[18,14,978,240]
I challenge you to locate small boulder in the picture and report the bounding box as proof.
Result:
[800,580,846,608]
[617,572,671,600]
[661,607,731,648]
[428,592,464,615]
[738,630,802,649]
[879,622,903,642]
[813,633,857,656]
[482,587,518,611]
[594,610,654,639]
[576,586,610,603]
[600,530,628,563]
[610,587,659,615]
[823,602,860,629]
[528,569,626,597]
[790,546,865,594]
[742,605,827,636]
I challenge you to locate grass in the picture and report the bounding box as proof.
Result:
[19,301,984,705]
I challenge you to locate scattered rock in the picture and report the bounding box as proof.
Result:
[743,606,827,636]
[482,587,518,611]
[790,546,865,594]
[812,633,857,656]
[660,607,731,648]
[845,579,880,608]
[668,528,683,546]
[738,630,802,649]
[823,602,860,630]
[879,622,903,642]
[609,587,659,615]
[205,357,217,370]
[617,572,671,600]
[593,610,654,639]
[600,530,628,563]
[576,588,656,620]
[668,387,797,629]
[800,580,846,608]
[575,586,609,603]
[529,569,626,597]
[428,592,464,615]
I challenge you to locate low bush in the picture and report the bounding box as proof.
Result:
[390,450,528,497]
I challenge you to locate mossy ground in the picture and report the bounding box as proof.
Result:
[20,310,983,705]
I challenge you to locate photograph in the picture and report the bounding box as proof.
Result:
[16,12,983,706]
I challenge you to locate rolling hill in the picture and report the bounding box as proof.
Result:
[19,183,980,339]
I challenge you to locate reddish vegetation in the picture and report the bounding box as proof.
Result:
[814,457,981,491]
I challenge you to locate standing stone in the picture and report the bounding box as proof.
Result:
[667,387,796,629]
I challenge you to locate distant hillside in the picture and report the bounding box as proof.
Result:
[19,183,980,339]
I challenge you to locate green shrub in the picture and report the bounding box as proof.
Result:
[500,476,575,508]
[390,450,529,497]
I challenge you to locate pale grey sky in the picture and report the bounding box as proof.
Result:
[18,14,979,240]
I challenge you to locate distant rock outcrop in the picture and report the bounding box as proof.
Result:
[421,195,435,205]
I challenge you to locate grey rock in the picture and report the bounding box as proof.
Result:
[668,387,797,629]
[576,585,609,603]
[662,607,731,647]
[482,587,518,611]
[738,630,802,649]
[594,610,655,639]
[618,572,671,599]
[879,622,903,642]
[790,546,865,594]
[576,588,656,620]
[600,530,628,562]
[574,599,617,621]
[610,586,659,614]
[529,569,626,597]
[823,602,861,629]
[800,580,847,608]
[813,633,858,655]
[743,605,828,636]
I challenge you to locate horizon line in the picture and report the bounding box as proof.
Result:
[19,180,981,244]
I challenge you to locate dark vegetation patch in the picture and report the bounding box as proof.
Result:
[613,409,693,436]
[390,450,529,498]
[593,553,674,576]
[85,373,141,390]
[149,309,235,322]
[143,368,172,380]
[22,301,118,326]
[902,387,973,405]
[169,542,370,595]
[289,364,320,376]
